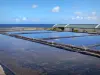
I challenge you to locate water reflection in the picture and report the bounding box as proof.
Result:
[0,34,100,75]
[7,30,55,34]
[47,36,100,49]
[90,46,100,50]
[20,32,89,39]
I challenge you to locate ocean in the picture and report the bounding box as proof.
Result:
[0,24,54,28]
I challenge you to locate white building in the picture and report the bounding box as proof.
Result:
[53,24,100,33]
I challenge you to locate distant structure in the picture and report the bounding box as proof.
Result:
[0,65,5,75]
[53,24,100,33]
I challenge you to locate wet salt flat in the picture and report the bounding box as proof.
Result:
[7,30,56,34]
[0,34,100,75]
[20,32,89,39]
[46,36,100,49]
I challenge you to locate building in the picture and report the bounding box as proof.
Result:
[53,24,100,33]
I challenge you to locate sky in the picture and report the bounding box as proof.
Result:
[0,0,100,24]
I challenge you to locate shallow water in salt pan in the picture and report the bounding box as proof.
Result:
[0,34,100,75]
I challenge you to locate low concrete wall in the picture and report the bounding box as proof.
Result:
[0,65,5,75]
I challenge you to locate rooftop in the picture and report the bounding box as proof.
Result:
[53,24,100,28]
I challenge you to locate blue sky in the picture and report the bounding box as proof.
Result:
[0,0,100,24]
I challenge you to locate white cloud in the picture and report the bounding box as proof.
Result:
[71,11,84,20]
[92,12,96,16]
[15,17,27,22]
[52,6,60,12]
[80,17,84,19]
[76,16,80,19]
[72,17,75,20]
[85,16,91,20]
[63,18,68,21]
[15,18,20,22]
[86,12,97,20]
[71,16,83,20]
[22,17,27,21]
[14,17,40,22]
[32,4,38,8]
[71,11,98,20]
[87,16,97,20]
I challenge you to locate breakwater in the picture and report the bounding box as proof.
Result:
[2,33,100,58]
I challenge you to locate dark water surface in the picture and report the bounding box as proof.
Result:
[0,34,100,75]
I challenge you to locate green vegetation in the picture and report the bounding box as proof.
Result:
[93,29,96,32]
[83,30,87,32]
[73,29,78,32]
[47,27,62,31]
